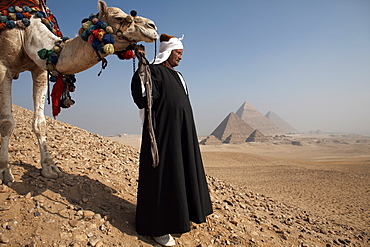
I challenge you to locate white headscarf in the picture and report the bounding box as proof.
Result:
[152,35,184,64]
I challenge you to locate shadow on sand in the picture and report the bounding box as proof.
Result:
[9,161,155,246]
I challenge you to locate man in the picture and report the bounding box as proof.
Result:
[131,34,213,246]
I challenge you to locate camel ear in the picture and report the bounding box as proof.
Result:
[98,1,108,17]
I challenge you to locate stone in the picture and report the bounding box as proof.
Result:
[25,192,32,199]
[292,141,303,146]
[34,211,41,217]
[69,219,79,227]
[6,225,14,230]
[230,220,238,226]
[0,206,10,211]
[95,241,104,247]
[0,185,8,193]
[83,210,95,219]
[26,241,36,247]
[0,234,10,243]
[88,238,99,246]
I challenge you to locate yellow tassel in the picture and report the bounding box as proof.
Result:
[8,13,17,20]
[82,21,92,30]
[105,26,113,34]
[103,44,114,54]
[53,46,61,53]
[41,18,50,25]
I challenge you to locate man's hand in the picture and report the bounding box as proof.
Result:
[134,44,146,58]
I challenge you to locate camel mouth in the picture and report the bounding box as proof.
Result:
[138,26,158,43]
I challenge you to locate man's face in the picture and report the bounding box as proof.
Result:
[166,49,183,68]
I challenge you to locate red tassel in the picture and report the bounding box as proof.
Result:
[50,74,64,118]
[123,50,135,59]
[0,23,6,32]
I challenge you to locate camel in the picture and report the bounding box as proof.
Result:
[0,0,158,185]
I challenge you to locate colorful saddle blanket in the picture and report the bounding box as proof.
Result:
[0,0,41,12]
[0,0,62,37]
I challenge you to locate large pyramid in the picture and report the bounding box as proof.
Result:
[235,101,285,136]
[210,112,254,143]
[265,111,297,134]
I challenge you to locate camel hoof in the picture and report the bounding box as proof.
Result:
[0,170,14,186]
[41,165,64,179]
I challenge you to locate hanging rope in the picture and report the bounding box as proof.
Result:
[135,45,159,167]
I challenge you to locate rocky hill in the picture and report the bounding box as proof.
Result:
[0,105,367,246]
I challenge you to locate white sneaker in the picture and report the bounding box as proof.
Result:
[153,234,176,246]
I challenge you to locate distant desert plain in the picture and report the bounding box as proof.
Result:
[107,133,370,238]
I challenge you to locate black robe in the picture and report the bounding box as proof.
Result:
[131,64,213,236]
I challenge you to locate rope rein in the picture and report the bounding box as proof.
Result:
[135,46,159,167]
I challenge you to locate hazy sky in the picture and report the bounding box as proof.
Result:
[12,0,370,136]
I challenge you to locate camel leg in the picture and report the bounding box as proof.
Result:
[31,68,63,178]
[0,67,15,185]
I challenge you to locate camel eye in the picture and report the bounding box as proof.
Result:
[115,17,124,21]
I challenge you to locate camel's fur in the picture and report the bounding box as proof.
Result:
[0,1,157,184]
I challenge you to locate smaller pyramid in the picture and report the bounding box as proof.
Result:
[223,133,248,144]
[246,129,268,142]
[200,135,222,145]
[210,112,254,142]
[265,111,297,134]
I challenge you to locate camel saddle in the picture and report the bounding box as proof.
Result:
[0,0,41,11]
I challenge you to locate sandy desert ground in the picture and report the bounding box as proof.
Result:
[1,106,369,246]
[109,133,370,238]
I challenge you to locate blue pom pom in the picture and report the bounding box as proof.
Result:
[49,52,59,64]
[95,20,107,29]
[8,7,15,13]
[88,25,97,31]
[103,34,115,44]
[92,39,100,51]
[36,11,46,18]
[81,30,90,41]
[62,36,70,41]
[69,75,76,83]
[97,43,105,53]
[89,14,98,20]
[22,18,31,26]
[5,20,16,28]
[15,13,23,20]
[0,16,8,23]
[49,56,58,64]
[64,74,76,83]
[23,6,32,12]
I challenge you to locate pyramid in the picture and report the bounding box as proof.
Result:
[223,133,248,144]
[246,129,268,142]
[199,135,222,145]
[265,111,297,134]
[235,101,285,136]
[210,112,254,142]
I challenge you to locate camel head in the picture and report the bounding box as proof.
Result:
[97,1,158,51]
